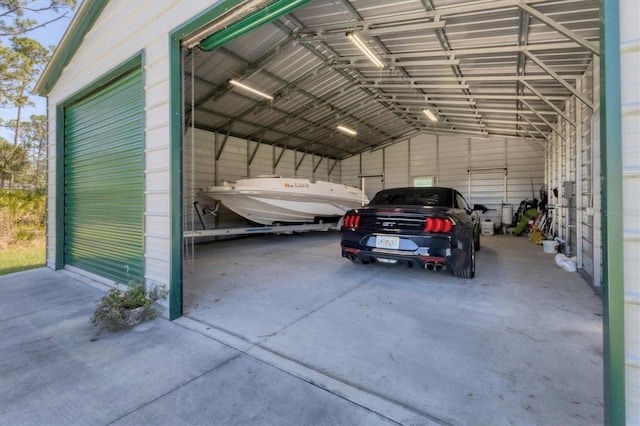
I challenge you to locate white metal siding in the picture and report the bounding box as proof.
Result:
[218,136,247,182]
[249,141,272,177]
[409,134,438,184]
[580,63,596,280]
[544,61,600,286]
[437,136,469,198]
[384,141,409,189]
[45,0,213,288]
[470,138,508,206]
[361,150,384,200]
[340,155,361,189]
[274,149,295,177]
[506,139,545,206]
[183,128,356,229]
[295,152,312,179]
[354,133,544,212]
[620,0,640,421]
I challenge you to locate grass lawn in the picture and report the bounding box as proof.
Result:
[0,242,46,275]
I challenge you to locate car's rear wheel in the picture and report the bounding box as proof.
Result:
[474,229,481,251]
[454,241,475,279]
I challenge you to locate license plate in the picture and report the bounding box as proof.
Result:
[375,235,399,249]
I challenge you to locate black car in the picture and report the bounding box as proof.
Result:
[340,187,481,278]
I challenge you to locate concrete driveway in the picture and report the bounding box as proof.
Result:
[0,233,603,425]
[184,232,603,425]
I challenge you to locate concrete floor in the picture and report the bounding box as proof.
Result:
[183,232,604,425]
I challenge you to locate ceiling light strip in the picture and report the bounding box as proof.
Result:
[229,79,274,100]
[346,32,385,68]
[422,109,438,122]
[337,125,357,136]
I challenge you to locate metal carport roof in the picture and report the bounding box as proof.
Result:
[183,0,599,160]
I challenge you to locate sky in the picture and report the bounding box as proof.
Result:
[0,2,77,140]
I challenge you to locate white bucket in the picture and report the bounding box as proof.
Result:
[542,240,558,253]
[501,206,513,225]
[481,220,494,235]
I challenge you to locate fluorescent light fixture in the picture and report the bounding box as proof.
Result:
[423,109,438,122]
[229,79,273,100]
[346,32,385,68]
[337,125,357,136]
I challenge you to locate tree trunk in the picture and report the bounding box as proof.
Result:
[13,101,23,147]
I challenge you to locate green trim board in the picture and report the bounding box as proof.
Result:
[55,105,65,270]
[199,0,314,51]
[169,0,314,319]
[600,0,626,424]
[168,0,255,321]
[169,35,183,321]
[35,0,109,96]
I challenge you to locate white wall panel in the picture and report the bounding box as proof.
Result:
[470,137,508,207]
[274,149,295,177]
[506,139,544,205]
[183,128,216,230]
[218,136,248,182]
[248,141,272,177]
[351,132,546,211]
[341,155,361,189]
[312,156,329,182]
[327,158,341,181]
[580,63,596,280]
[438,136,470,198]
[409,134,437,181]
[620,0,640,418]
[46,0,214,288]
[359,149,384,199]
[295,152,313,179]
[384,141,409,189]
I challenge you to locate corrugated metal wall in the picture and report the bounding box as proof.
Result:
[409,134,438,186]
[384,141,409,189]
[63,68,145,284]
[546,61,600,286]
[184,128,342,230]
[438,136,469,194]
[580,62,597,282]
[184,129,548,221]
[341,133,544,215]
[46,0,215,289]
[620,0,640,421]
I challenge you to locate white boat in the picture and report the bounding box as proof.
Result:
[199,176,368,225]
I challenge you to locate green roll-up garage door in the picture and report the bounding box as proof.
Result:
[64,66,144,284]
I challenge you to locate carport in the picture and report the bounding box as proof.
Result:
[32,0,634,422]
[175,0,601,290]
[173,1,604,423]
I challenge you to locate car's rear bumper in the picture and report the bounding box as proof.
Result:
[340,232,468,270]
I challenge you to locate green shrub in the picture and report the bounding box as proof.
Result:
[90,282,167,332]
[0,190,45,248]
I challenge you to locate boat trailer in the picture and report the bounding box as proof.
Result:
[183,201,342,238]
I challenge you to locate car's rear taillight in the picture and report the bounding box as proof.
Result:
[343,212,361,229]
[424,217,453,233]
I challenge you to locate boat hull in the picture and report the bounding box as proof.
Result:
[200,178,367,225]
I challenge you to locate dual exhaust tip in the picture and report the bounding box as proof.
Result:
[424,262,446,271]
[346,252,446,271]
